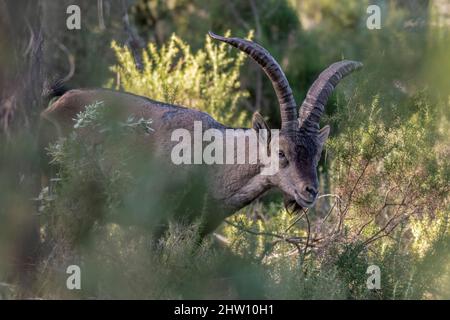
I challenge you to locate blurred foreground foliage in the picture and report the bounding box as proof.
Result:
[1,0,449,300]
[23,32,449,299]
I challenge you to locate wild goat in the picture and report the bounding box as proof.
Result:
[40,32,362,239]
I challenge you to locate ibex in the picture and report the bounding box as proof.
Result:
[40,32,362,239]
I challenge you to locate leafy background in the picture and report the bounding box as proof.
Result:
[0,0,449,299]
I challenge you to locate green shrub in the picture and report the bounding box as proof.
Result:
[109,31,251,127]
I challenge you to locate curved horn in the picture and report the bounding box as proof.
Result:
[208,31,297,131]
[299,60,363,133]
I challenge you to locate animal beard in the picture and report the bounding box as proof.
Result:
[283,195,303,215]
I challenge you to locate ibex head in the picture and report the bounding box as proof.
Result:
[209,32,362,211]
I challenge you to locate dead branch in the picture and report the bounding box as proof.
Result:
[121,0,144,71]
[98,0,106,30]
[55,41,75,83]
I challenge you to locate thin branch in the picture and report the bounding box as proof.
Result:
[97,0,106,30]
[225,219,287,240]
[302,211,311,259]
[121,0,143,71]
[56,41,75,83]
[225,219,321,243]
[249,0,263,112]
[249,0,262,39]
[226,0,251,31]
[285,208,308,232]
[322,199,337,224]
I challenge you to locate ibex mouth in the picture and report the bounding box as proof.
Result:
[294,190,316,208]
[284,197,303,215]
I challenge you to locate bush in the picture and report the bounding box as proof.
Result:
[109,31,251,127]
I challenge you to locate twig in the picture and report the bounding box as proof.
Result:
[56,41,75,83]
[224,219,318,261]
[285,208,308,232]
[121,0,143,71]
[225,219,287,240]
[97,0,106,30]
[302,211,311,259]
[322,199,337,224]
[226,0,251,31]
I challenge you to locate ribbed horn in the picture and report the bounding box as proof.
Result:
[299,60,363,133]
[208,31,297,131]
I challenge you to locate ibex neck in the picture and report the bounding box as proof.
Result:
[209,162,271,214]
[224,172,271,211]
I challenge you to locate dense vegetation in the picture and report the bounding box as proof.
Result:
[0,0,449,299]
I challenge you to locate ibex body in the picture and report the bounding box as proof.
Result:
[40,32,362,237]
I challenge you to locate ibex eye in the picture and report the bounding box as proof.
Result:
[278,151,285,158]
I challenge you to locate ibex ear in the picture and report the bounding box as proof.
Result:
[318,125,330,146]
[252,112,271,145]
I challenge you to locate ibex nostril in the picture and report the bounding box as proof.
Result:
[305,186,318,199]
